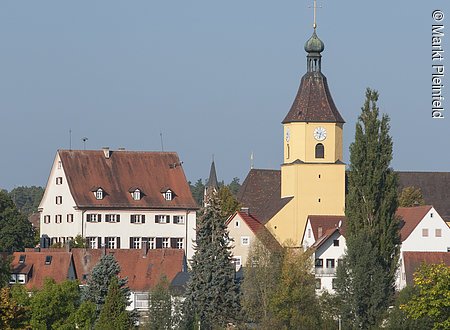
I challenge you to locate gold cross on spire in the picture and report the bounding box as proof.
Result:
[309,0,322,30]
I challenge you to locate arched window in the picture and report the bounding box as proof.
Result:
[132,189,141,201]
[315,143,324,159]
[95,188,103,200]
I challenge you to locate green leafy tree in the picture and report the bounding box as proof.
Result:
[183,195,241,329]
[270,248,322,329]
[398,186,425,207]
[0,190,34,252]
[227,177,241,196]
[147,276,172,330]
[0,256,11,288]
[241,231,284,327]
[30,279,81,329]
[400,263,450,330]
[217,186,240,219]
[70,235,87,248]
[82,254,129,309]
[189,179,205,207]
[335,88,400,329]
[0,286,30,329]
[9,186,44,216]
[95,277,132,330]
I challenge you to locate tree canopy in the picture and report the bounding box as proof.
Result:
[398,186,425,207]
[9,186,44,217]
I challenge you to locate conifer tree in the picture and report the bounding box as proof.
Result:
[183,195,241,329]
[147,276,172,330]
[95,277,132,330]
[335,88,400,328]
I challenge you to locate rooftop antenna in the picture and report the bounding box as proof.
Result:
[250,152,254,169]
[69,129,72,150]
[82,137,88,150]
[160,132,164,152]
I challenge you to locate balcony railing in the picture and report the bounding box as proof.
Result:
[315,267,336,277]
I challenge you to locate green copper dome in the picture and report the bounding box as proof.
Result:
[304,30,324,53]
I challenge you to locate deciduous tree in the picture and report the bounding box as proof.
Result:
[335,88,400,328]
[398,186,425,207]
[0,286,30,329]
[147,276,172,330]
[8,186,44,217]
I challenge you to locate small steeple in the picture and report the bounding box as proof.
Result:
[204,156,219,207]
[304,0,324,72]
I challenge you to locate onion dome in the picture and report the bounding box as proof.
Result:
[304,30,324,54]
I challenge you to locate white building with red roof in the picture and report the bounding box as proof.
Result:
[38,148,198,260]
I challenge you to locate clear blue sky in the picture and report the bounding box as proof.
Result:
[0,1,448,191]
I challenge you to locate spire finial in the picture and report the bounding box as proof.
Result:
[313,0,317,30]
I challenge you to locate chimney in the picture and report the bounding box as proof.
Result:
[142,241,149,258]
[240,207,250,215]
[102,147,110,159]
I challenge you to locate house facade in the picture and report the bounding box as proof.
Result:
[39,149,198,260]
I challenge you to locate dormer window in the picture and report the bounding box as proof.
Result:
[132,189,141,201]
[95,188,103,200]
[164,190,172,201]
[45,256,52,265]
[19,255,26,264]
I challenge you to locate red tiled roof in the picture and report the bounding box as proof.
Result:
[308,215,346,240]
[403,251,450,286]
[236,169,293,224]
[58,150,198,209]
[72,248,185,291]
[311,227,341,249]
[10,251,73,290]
[397,205,432,241]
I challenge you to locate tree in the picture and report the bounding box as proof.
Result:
[8,186,44,217]
[70,235,87,248]
[69,301,97,330]
[0,286,30,329]
[400,263,450,330]
[217,186,240,219]
[189,179,205,207]
[241,231,284,327]
[183,195,241,329]
[270,248,322,329]
[398,186,425,207]
[335,88,400,328]
[95,277,132,330]
[82,254,129,309]
[147,276,172,330]
[0,190,34,252]
[30,279,81,329]
[227,177,241,196]
[0,256,11,288]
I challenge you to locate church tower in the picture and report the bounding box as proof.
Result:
[267,15,346,245]
[204,158,219,207]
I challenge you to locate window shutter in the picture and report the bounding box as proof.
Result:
[142,215,145,224]
[116,237,121,249]
[167,215,171,223]
[86,214,91,222]
[131,215,135,224]
[105,215,110,223]
[170,238,177,248]
[116,215,120,223]
[156,238,163,249]
[155,215,158,224]
[98,214,102,222]
[129,237,133,249]
[97,237,102,249]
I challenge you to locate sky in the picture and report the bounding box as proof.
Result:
[0,1,448,191]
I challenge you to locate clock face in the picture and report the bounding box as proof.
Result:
[285,128,290,142]
[313,127,327,141]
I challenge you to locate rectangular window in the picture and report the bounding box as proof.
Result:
[241,236,250,246]
[235,220,240,228]
[176,238,184,249]
[86,214,101,222]
[58,161,62,169]
[232,256,242,269]
[19,255,26,264]
[173,215,185,224]
[87,237,97,249]
[56,177,63,185]
[162,238,170,248]
[148,237,155,249]
[106,237,117,249]
[315,278,321,290]
[131,237,141,249]
[326,259,335,268]
[333,239,339,246]
[164,191,172,201]
[422,228,429,237]
[55,214,62,224]
[56,196,62,204]
[17,274,26,284]
[131,214,145,224]
[315,258,323,268]
[155,215,169,224]
[44,215,50,224]
[135,293,149,309]
[67,214,74,223]
[308,228,311,238]
[105,214,120,223]
[435,229,442,237]
[337,259,343,267]
[45,256,52,265]
[9,274,17,284]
